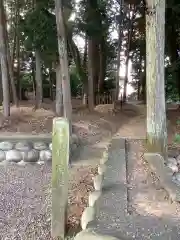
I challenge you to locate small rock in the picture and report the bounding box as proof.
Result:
[81,207,95,230]
[15,141,32,151]
[177,155,180,164]
[49,143,52,151]
[168,157,177,166]
[98,164,107,175]
[71,134,79,145]
[93,175,103,191]
[33,142,47,151]
[0,141,13,151]
[88,191,101,207]
[6,150,22,163]
[175,173,180,182]
[0,150,5,162]
[71,143,77,152]
[167,162,179,173]
[40,150,52,161]
[23,150,39,162]
[168,149,179,158]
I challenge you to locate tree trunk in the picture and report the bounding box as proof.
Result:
[55,63,63,116]
[137,54,143,101]
[123,13,134,102]
[32,58,36,99]
[0,65,3,104]
[98,38,106,93]
[16,2,20,99]
[0,0,10,117]
[82,35,88,106]
[35,50,43,109]
[167,26,180,101]
[88,38,94,111]
[55,0,72,132]
[49,67,54,101]
[146,0,167,161]
[115,0,124,104]
[2,3,18,107]
[141,67,146,103]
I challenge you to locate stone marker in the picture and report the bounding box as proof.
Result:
[51,118,69,239]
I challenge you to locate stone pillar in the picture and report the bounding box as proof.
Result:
[51,118,69,239]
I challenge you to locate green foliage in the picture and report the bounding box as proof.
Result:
[165,69,179,102]
[19,6,58,60]
[70,65,82,96]
[174,134,180,143]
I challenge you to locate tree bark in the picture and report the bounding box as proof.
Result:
[16,1,20,99]
[88,38,95,111]
[2,3,18,106]
[146,0,167,161]
[115,0,124,104]
[0,65,3,104]
[55,0,72,132]
[35,50,43,109]
[55,63,63,116]
[82,35,88,105]
[98,38,106,93]
[0,0,10,117]
[123,13,135,102]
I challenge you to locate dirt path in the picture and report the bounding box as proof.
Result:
[126,140,180,239]
[0,101,179,239]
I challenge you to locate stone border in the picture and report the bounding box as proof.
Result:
[144,153,180,202]
[74,229,120,240]
[74,141,124,240]
[0,133,80,165]
[0,133,51,142]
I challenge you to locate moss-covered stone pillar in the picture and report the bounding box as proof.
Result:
[51,117,69,239]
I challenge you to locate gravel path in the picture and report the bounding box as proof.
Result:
[0,163,52,240]
[0,162,96,240]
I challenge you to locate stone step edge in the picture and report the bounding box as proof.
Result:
[77,138,127,240]
[80,145,109,232]
[74,229,121,240]
[144,152,180,202]
[0,133,79,142]
[0,133,52,141]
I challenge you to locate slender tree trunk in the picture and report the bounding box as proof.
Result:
[123,14,134,102]
[141,66,146,103]
[35,50,43,109]
[0,65,3,104]
[82,35,88,105]
[123,57,129,102]
[55,63,63,116]
[31,58,36,99]
[55,0,72,132]
[3,9,18,106]
[115,0,124,104]
[88,38,94,111]
[0,0,10,117]
[49,66,54,101]
[137,54,143,101]
[98,39,106,93]
[146,0,167,161]
[16,2,21,100]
